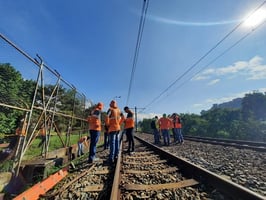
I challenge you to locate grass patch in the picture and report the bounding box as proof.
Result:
[0,160,13,173]
[23,134,82,160]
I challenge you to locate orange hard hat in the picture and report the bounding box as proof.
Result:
[97,102,104,110]
[110,100,117,108]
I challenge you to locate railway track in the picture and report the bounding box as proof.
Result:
[24,135,265,200]
[184,135,266,152]
[137,132,266,197]
[40,149,115,200]
[114,140,216,199]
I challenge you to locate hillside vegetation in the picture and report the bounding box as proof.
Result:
[141,92,266,142]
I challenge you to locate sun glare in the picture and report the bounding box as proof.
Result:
[243,9,266,27]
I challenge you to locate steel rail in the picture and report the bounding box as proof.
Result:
[184,136,266,152]
[120,135,265,200]
[110,142,123,199]
[41,164,96,198]
[185,135,266,146]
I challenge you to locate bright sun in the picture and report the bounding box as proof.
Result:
[243,9,266,27]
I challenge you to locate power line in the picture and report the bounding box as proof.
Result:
[160,20,266,105]
[126,0,149,105]
[144,1,266,110]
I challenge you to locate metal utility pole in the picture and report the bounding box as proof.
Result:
[133,106,145,132]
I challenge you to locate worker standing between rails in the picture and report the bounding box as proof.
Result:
[122,106,135,154]
[87,102,104,163]
[106,100,122,164]
[158,114,172,146]
[77,136,88,157]
[171,113,178,143]
[176,114,184,144]
[151,116,160,144]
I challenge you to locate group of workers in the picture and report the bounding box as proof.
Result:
[78,99,184,164]
[78,100,135,164]
[15,100,183,164]
[151,113,184,146]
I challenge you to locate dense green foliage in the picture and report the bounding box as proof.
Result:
[141,92,266,142]
[0,63,87,135]
[0,63,26,134]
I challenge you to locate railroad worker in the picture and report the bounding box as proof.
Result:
[168,114,174,142]
[151,116,160,144]
[171,113,179,143]
[175,114,184,144]
[87,102,104,163]
[15,118,27,137]
[158,114,172,146]
[77,136,88,157]
[38,125,46,147]
[106,100,122,163]
[122,106,135,154]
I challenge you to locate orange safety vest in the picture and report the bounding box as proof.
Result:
[21,123,27,136]
[172,116,182,128]
[106,107,121,132]
[124,118,134,129]
[16,122,27,136]
[88,108,102,131]
[170,118,174,129]
[39,127,46,136]
[158,117,172,130]
[124,110,134,129]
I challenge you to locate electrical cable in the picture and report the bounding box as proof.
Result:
[143,1,266,110]
[126,0,149,105]
[162,20,266,104]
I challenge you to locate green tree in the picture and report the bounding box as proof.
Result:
[0,63,24,134]
[201,108,241,138]
[242,92,266,121]
[140,118,153,134]
[181,113,208,136]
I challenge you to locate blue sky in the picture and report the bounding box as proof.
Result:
[1,0,266,120]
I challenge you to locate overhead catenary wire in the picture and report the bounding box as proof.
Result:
[126,0,149,105]
[159,20,266,106]
[143,0,266,110]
